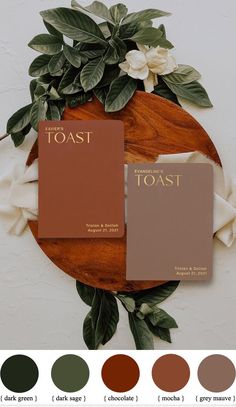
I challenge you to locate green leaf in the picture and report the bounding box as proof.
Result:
[77,91,92,104]
[139,303,153,316]
[62,81,82,95]
[129,27,164,47]
[136,311,145,320]
[58,100,66,116]
[76,43,105,61]
[89,291,114,349]
[99,22,111,39]
[58,67,79,93]
[83,292,119,349]
[102,294,119,345]
[109,3,128,24]
[117,295,136,312]
[132,281,180,307]
[162,79,213,107]
[119,20,153,39]
[49,87,61,100]
[139,20,153,28]
[11,124,32,147]
[48,51,66,75]
[7,103,33,134]
[83,311,95,349]
[72,0,113,24]
[158,23,166,38]
[80,48,104,59]
[76,281,95,306]
[93,87,108,104]
[11,133,26,148]
[28,34,63,55]
[37,74,54,85]
[92,292,108,348]
[148,307,178,328]
[97,66,120,88]
[34,84,48,100]
[63,44,82,68]
[154,37,174,49]
[119,22,138,39]
[81,58,105,92]
[153,79,181,106]
[30,99,48,131]
[40,8,107,45]
[105,75,137,112]
[51,69,64,77]
[104,44,119,65]
[30,79,37,102]
[163,64,201,84]
[44,20,63,40]
[66,91,92,108]
[29,54,51,77]
[147,321,172,343]
[47,103,61,120]
[122,8,171,25]
[128,313,154,349]
[105,37,127,65]
[110,36,126,52]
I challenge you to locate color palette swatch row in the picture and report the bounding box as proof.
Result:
[0,351,236,406]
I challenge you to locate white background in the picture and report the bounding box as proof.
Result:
[0,0,236,350]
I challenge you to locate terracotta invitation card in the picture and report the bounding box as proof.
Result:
[38,120,124,238]
[126,163,213,281]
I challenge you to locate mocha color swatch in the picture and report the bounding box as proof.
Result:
[0,355,39,393]
[198,354,236,392]
[152,354,190,392]
[127,163,213,281]
[38,120,124,238]
[102,354,140,392]
[51,354,89,392]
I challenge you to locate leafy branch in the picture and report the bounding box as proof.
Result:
[1,1,212,146]
[76,280,179,349]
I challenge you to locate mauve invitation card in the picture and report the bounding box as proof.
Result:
[38,120,124,238]
[127,163,213,281]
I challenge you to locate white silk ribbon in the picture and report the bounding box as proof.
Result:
[0,160,38,235]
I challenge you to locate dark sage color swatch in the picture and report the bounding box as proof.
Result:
[0,355,39,393]
[152,354,190,392]
[51,354,89,392]
[102,354,140,392]
[198,354,236,392]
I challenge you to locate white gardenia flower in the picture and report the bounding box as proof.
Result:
[119,44,178,93]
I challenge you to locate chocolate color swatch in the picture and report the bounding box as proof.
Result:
[51,354,89,392]
[102,354,140,392]
[152,354,190,392]
[198,354,235,392]
[0,355,39,393]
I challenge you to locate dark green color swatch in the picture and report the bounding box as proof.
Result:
[51,354,89,392]
[0,355,39,393]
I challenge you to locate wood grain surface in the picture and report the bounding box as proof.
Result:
[28,91,221,292]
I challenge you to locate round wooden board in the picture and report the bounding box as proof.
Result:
[28,91,221,292]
